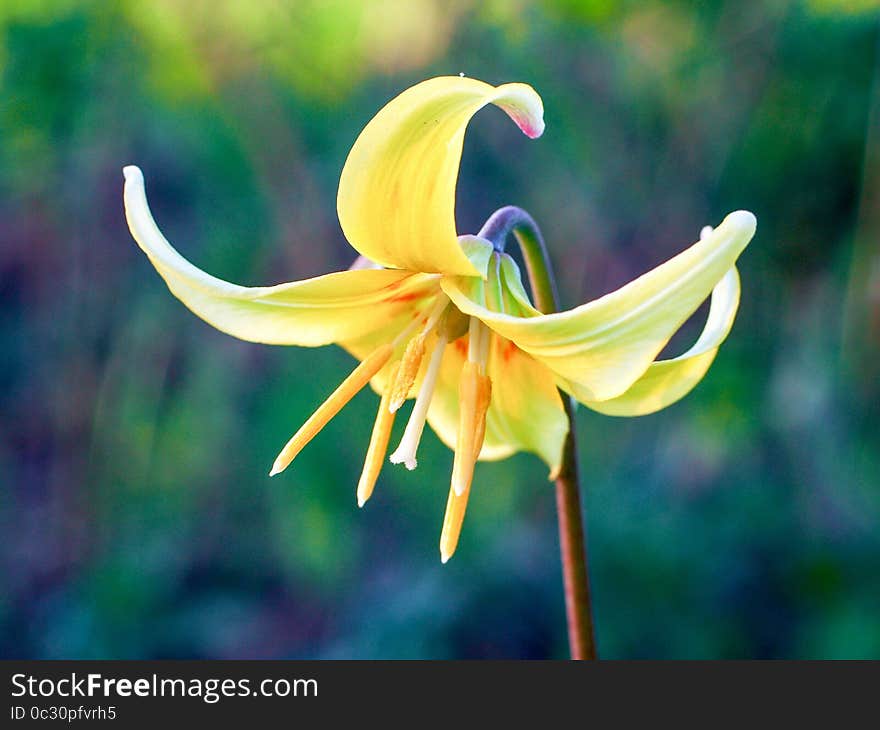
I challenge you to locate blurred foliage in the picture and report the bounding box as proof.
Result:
[1,0,879,659]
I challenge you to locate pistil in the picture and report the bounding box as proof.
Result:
[357,362,400,507]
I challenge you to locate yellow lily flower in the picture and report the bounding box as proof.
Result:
[123,76,756,563]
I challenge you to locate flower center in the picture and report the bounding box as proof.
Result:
[269,285,496,562]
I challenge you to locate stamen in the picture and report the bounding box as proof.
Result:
[451,361,492,497]
[389,333,426,412]
[441,321,492,561]
[473,375,492,461]
[389,332,448,470]
[269,343,393,476]
[388,295,450,412]
[439,482,469,564]
[465,317,491,374]
[477,322,491,371]
[467,315,482,363]
[357,363,400,507]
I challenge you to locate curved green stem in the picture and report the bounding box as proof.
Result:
[477,206,558,313]
[478,206,598,660]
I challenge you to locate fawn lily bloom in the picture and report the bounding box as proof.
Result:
[124,76,756,562]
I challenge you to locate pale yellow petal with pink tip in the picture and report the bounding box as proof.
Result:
[337,76,545,277]
[124,166,439,347]
[442,211,756,402]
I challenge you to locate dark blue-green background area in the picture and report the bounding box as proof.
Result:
[2,0,878,659]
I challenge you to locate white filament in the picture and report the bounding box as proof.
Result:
[467,316,490,373]
[389,333,448,470]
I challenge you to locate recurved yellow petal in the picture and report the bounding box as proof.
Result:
[124,166,439,346]
[576,267,741,415]
[337,76,544,277]
[442,211,756,402]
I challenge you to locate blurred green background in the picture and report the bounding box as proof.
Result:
[2,0,879,659]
